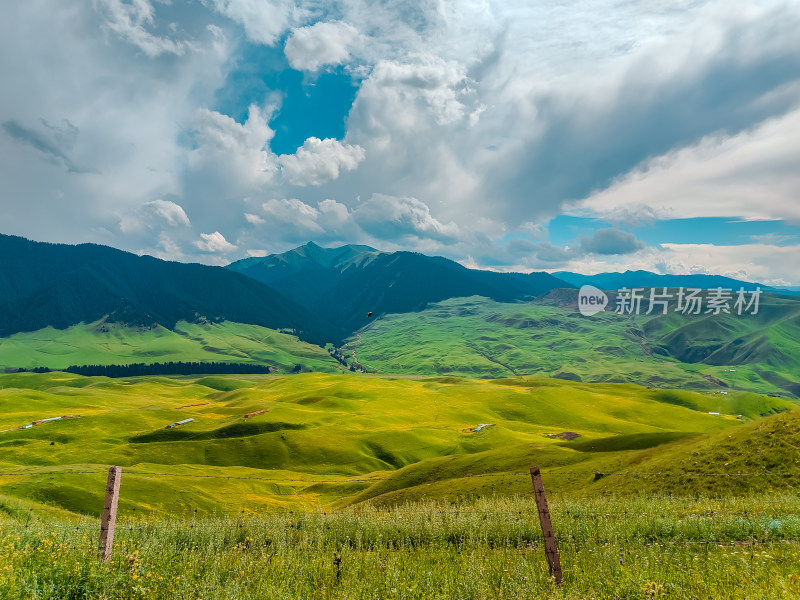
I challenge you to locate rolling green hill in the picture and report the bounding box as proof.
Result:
[342,293,800,397]
[0,372,793,515]
[3,290,797,398]
[586,408,800,496]
[346,406,800,507]
[0,320,342,373]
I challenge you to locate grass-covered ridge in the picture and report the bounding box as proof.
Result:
[0,372,794,514]
[343,294,800,397]
[0,320,343,373]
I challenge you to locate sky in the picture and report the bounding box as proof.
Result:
[1,1,799,285]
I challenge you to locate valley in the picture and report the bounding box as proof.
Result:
[5,3,799,594]
[3,236,798,399]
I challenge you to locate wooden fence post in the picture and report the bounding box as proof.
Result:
[98,466,122,562]
[530,466,563,585]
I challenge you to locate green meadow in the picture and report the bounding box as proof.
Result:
[0,320,342,373]
[0,372,795,514]
[2,372,799,598]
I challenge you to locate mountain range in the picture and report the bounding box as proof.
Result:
[0,234,327,342]
[5,234,791,345]
[227,242,569,339]
[555,270,800,295]
[0,235,571,344]
[1,233,798,396]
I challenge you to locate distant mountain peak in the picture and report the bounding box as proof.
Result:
[296,241,378,255]
[552,270,776,292]
[239,242,382,271]
[227,243,572,342]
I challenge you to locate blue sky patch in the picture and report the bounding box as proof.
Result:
[213,42,360,155]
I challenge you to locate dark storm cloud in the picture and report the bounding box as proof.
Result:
[488,5,800,223]
[2,118,87,173]
[579,228,645,255]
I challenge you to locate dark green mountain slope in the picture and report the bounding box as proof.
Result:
[228,242,571,340]
[229,242,381,286]
[0,234,328,343]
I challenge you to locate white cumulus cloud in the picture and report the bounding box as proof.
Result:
[244,212,265,224]
[189,105,277,192]
[261,198,324,232]
[278,137,365,186]
[362,55,470,127]
[205,0,303,46]
[194,231,238,253]
[241,194,460,248]
[284,21,361,71]
[353,194,460,242]
[558,242,800,288]
[95,0,189,57]
[144,199,190,227]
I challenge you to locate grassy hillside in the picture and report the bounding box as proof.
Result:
[365,409,800,507]
[342,294,800,397]
[0,372,793,515]
[0,320,343,373]
[587,408,800,496]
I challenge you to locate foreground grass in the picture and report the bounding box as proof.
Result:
[2,496,799,599]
